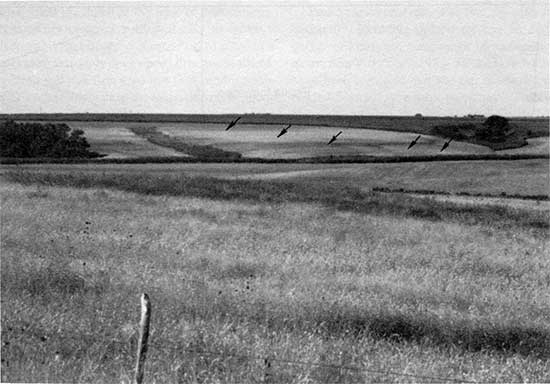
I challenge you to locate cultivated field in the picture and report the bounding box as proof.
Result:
[158,124,494,159]
[80,126,187,159]
[12,120,549,160]
[1,167,549,383]
[3,114,548,138]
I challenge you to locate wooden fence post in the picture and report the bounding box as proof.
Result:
[134,293,151,384]
[263,357,272,383]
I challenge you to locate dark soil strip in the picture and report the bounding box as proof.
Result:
[128,126,242,161]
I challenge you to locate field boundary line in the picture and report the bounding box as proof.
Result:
[1,153,548,165]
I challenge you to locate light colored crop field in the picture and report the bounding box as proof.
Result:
[1,177,549,383]
[158,123,494,158]
[4,158,548,198]
[69,124,187,159]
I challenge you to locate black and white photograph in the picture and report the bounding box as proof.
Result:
[0,1,549,382]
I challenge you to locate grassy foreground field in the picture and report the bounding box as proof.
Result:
[1,170,549,383]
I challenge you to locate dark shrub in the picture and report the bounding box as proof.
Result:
[0,120,101,158]
[431,123,474,140]
[476,115,510,141]
[484,115,509,131]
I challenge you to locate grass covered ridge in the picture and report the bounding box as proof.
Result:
[3,169,549,234]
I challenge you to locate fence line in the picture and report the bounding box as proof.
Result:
[144,338,474,383]
[129,287,477,383]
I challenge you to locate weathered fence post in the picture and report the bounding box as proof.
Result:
[263,357,272,383]
[134,293,151,384]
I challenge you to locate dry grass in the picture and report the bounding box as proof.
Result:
[1,172,549,383]
[3,170,548,233]
[3,158,549,198]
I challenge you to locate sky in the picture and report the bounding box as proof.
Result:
[1,1,548,116]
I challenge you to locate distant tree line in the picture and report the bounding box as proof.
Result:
[0,120,101,158]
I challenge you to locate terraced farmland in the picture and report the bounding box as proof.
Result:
[158,123,495,158]
[18,120,546,160]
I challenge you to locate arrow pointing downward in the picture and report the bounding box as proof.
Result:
[407,135,421,150]
[225,116,241,131]
[277,124,291,138]
[327,131,343,145]
[440,137,453,152]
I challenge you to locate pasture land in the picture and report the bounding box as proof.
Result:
[9,120,549,160]
[1,169,549,383]
[3,158,549,198]
[403,193,549,212]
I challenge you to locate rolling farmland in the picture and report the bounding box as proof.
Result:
[2,113,548,138]
[158,123,495,158]
[6,119,548,160]
[2,0,548,380]
[2,0,548,381]
[1,116,548,383]
[3,158,549,198]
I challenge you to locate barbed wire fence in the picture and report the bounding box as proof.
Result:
[133,293,476,384]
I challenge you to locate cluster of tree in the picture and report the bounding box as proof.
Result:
[432,115,515,142]
[475,115,513,141]
[0,120,101,158]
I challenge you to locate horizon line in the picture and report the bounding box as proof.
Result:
[1,112,548,119]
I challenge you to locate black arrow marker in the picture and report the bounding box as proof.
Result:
[277,124,291,138]
[440,137,453,152]
[327,131,343,145]
[407,135,421,150]
[225,116,241,131]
